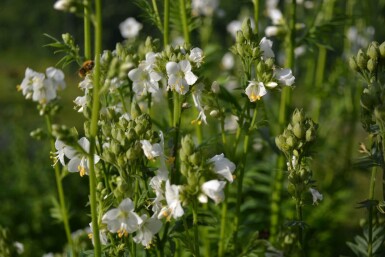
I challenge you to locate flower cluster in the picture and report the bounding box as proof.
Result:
[18,67,66,107]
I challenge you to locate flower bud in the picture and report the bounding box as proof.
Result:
[265,58,275,69]
[126,148,137,161]
[367,58,377,73]
[291,109,304,124]
[241,19,252,40]
[305,128,316,142]
[111,141,121,155]
[367,42,379,60]
[356,49,368,70]
[210,110,219,117]
[257,62,264,73]
[349,56,359,71]
[235,31,245,44]
[236,44,244,56]
[286,136,297,148]
[293,123,304,139]
[181,135,194,156]
[189,152,201,166]
[379,41,385,59]
[275,135,289,152]
[211,81,220,94]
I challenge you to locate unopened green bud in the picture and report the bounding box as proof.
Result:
[299,168,310,181]
[117,154,126,167]
[236,43,244,56]
[265,58,275,69]
[293,123,304,139]
[189,152,201,166]
[97,182,104,191]
[257,62,264,73]
[103,151,115,163]
[111,141,121,155]
[135,123,146,135]
[252,48,260,59]
[367,58,377,73]
[367,42,379,59]
[374,106,385,122]
[379,42,385,58]
[349,56,359,71]
[275,135,289,152]
[180,163,189,177]
[356,49,368,70]
[286,136,297,148]
[241,19,252,40]
[116,129,125,142]
[125,128,136,142]
[235,31,245,44]
[181,135,194,156]
[288,183,296,196]
[126,148,137,161]
[305,128,316,142]
[291,109,304,124]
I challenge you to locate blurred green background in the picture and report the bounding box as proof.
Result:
[1,0,385,256]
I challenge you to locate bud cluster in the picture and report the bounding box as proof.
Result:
[275,109,320,203]
[275,109,317,159]
[100,112,159,172]
[230,18,261,62]
[349,41,385,83]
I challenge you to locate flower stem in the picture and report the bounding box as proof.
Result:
[87,0,103,256]
[45,115,75,257]
[83,0,92,59]
[270,0,296,244]
[193,200,201,257]
[252,0,259,35]
[179,0,190,44]
[151,0,162,32]
[295,198,305,256]
[234,107,258,252]
[163,0,170,46]
[367,166,376,257]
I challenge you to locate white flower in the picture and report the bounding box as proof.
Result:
[189,47,204,67]
[54,139,75,166]
[79,76,93,90]
[267,8,283,25]
[166,60,198,95]
[274,68,295,86]
[191,84,207,125]
[74,95,87,112]
[208,153,236,183]
[309,188,323,205]
[192,0,219,16]
[54,0,72,11]
[46,67,66,91]
[199,180,226,204]
[13,241,24,254]
[150,176,165,215]
[227,20,242,39]
[140,140,163,160]
[128,64,162,96]
[245,81,267,102]
[119,17,143,39]
[18,67,64,105]
[158,180,184,220]
[221,52,235,70]
[260,37,275,59]
[88,222,108,245]
[265,26,280,37]
[102,198,143,237]
[66,137,100,177]
[133,214,162,248]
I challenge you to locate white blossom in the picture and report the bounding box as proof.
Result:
[189,47,204,67]
[133,214,162,248]
[166,60,198,95]
[199,180,226,204]
[309,188,323,205]
[102,198,143,237]
[274,68,295,86]
[208,153,236,183]
[119,17,143,39]
[158,180,184,220]
[260,37,275,59]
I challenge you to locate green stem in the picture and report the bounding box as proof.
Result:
[368,166,376,257]
[193,200,201,257]
[270,0,296,244]
[179,0,190,44]
[151,0,162,32]
[163,0,170,46]
[88,0,102,256]
[296,198,304,256]
[45,115,75,257]
[234,107,258,252]
[172,93,181,184]
[252,0,259,35]
[83,0,92,59]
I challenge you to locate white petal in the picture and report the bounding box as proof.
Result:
[179,60,192,73]
[184,71,198,85]
[166,62,179,75]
